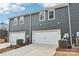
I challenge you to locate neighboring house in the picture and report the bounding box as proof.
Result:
[0,23,8,30]
[8,3,79,46]
[0,23,8,42]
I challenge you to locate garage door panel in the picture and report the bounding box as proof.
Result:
[9,32,25,44]
[32,29,61,44]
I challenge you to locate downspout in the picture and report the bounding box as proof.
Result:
[29,14,32,43]
[7,19,10,42]
[68,3,72,46]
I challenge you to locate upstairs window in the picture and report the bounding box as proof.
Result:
[39,12,45,21]
[19,16,24,24]
[14,17,17,25]
[48,9,55,20]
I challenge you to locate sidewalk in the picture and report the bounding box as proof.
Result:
[0,42,10,49]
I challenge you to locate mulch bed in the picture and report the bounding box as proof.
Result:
[54,51,79,56]
[0,44,26,54]
[56,47,79,52]
[54,47,79,56]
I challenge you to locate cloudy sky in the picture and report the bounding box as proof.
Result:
[0,3,59,24]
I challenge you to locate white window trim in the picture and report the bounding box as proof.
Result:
[48,9,55,20]
[39,11,45,21]
[19,16,24,24]
[14,17,17,25]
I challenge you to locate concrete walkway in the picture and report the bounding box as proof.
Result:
[0,42,10,49]
[0,43,57,56]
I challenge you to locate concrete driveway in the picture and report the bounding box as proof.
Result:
[0,43,57,56]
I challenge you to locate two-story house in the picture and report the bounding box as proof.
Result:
[8,3,79,47]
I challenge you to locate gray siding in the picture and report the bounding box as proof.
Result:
[9,15,30,33]
[9,6,69,38]
[69,3,79,38]
[32,6,69,37]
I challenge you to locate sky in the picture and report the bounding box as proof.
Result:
[0,3,59,24]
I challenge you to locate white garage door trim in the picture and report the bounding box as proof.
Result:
[9,32,25,45]
[32,29,61,45]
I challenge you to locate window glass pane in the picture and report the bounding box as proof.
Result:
[49,11,53,15]
[49,14,54,19]
[39,12,45,21]
[19,16,24,24]
[40,15,42,20]
[40,15,44,20]
[48,10,55,20]
[20,20,23,23]
[14,18,17,25]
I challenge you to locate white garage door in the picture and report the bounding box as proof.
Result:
[32,29,61,45]
[9,32,25,45]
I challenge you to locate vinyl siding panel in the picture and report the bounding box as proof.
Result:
[9,16,30,33]
[9,6,69,38]
[69,3,79,37]
[32,6,69,37]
